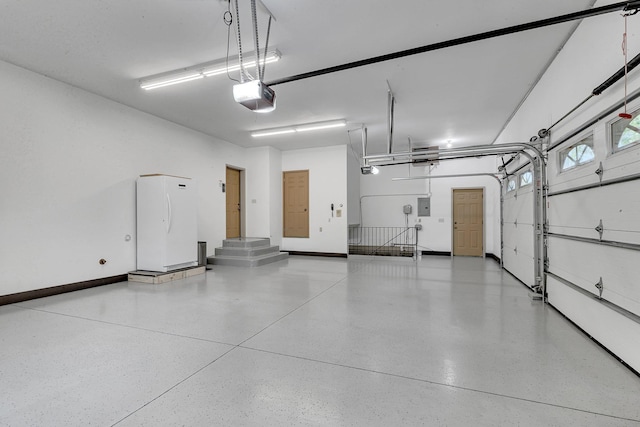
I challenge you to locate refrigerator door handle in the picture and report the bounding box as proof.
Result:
[166,193,172,233]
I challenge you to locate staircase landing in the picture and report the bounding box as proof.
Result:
[208,238,288,267]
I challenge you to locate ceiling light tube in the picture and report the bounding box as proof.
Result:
[296,120,347,133]
[139,50,281,90]
[140,72,204,90]
[251,129,296,138]
[202,52,280,77]
[251,119,347,138]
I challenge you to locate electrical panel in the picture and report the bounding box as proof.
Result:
[418,197,431,217]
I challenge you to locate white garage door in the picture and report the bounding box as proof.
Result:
[545,110,640,371]
[502,169,536,288]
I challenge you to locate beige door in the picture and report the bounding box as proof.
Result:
[226,167,241,238]
[453,188,484,256]
[283,170,309,238]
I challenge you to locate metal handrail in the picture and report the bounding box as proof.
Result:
[349,226,418,259]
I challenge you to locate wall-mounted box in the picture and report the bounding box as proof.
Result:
[418,197,431,217]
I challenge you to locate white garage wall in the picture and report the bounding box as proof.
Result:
[495,1,640,372]
[495,5,640,146]
[359,158,500,255]
[346,147,361,226]
[0,59,271,296]
[244,146,283,246]
[269,146,283,248]
[281,145,348,254]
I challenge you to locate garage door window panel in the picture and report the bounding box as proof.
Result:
[610,111,640,152]
[559,134,595,172]
[519,170,533,187]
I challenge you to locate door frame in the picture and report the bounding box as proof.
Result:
[451,187,485,258]
[282,169,310,238]
[225,165,245,239]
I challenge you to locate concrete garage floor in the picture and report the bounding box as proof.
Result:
[1,256,639,426]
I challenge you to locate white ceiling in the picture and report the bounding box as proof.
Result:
[0,0,598,154]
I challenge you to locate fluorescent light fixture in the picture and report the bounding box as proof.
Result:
[251,119,347,138]
[296,121,348,133]
[140,71,204,90]
[139,50,281,91]
[203,54,280,77]
[252,129,296,138]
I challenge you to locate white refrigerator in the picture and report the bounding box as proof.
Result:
[136,174,198,272]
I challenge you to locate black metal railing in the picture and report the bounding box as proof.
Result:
[348,226,418,258]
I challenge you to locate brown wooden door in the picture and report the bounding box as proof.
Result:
[226,167,241,238]
[453,188,483,256]
[283,170,309,238]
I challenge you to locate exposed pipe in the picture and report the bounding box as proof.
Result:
[256,0,276,21]
[500,191,504,269]
[392,173,501,183]
[363,142,544,162]
[266,1,640,87]
[361,126,368,167]
[261,15,273,80]
[374,152,502,167]
[387,81,395,154]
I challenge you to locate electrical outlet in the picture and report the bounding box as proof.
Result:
[336,209,342,217]
[319,227,323,232]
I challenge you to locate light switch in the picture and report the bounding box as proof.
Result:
[336,209,342,217]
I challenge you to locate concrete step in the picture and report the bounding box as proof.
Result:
[208,251,289,267]
[222,237,271,249]
[214,245,280,258]
[128,266,206,284]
